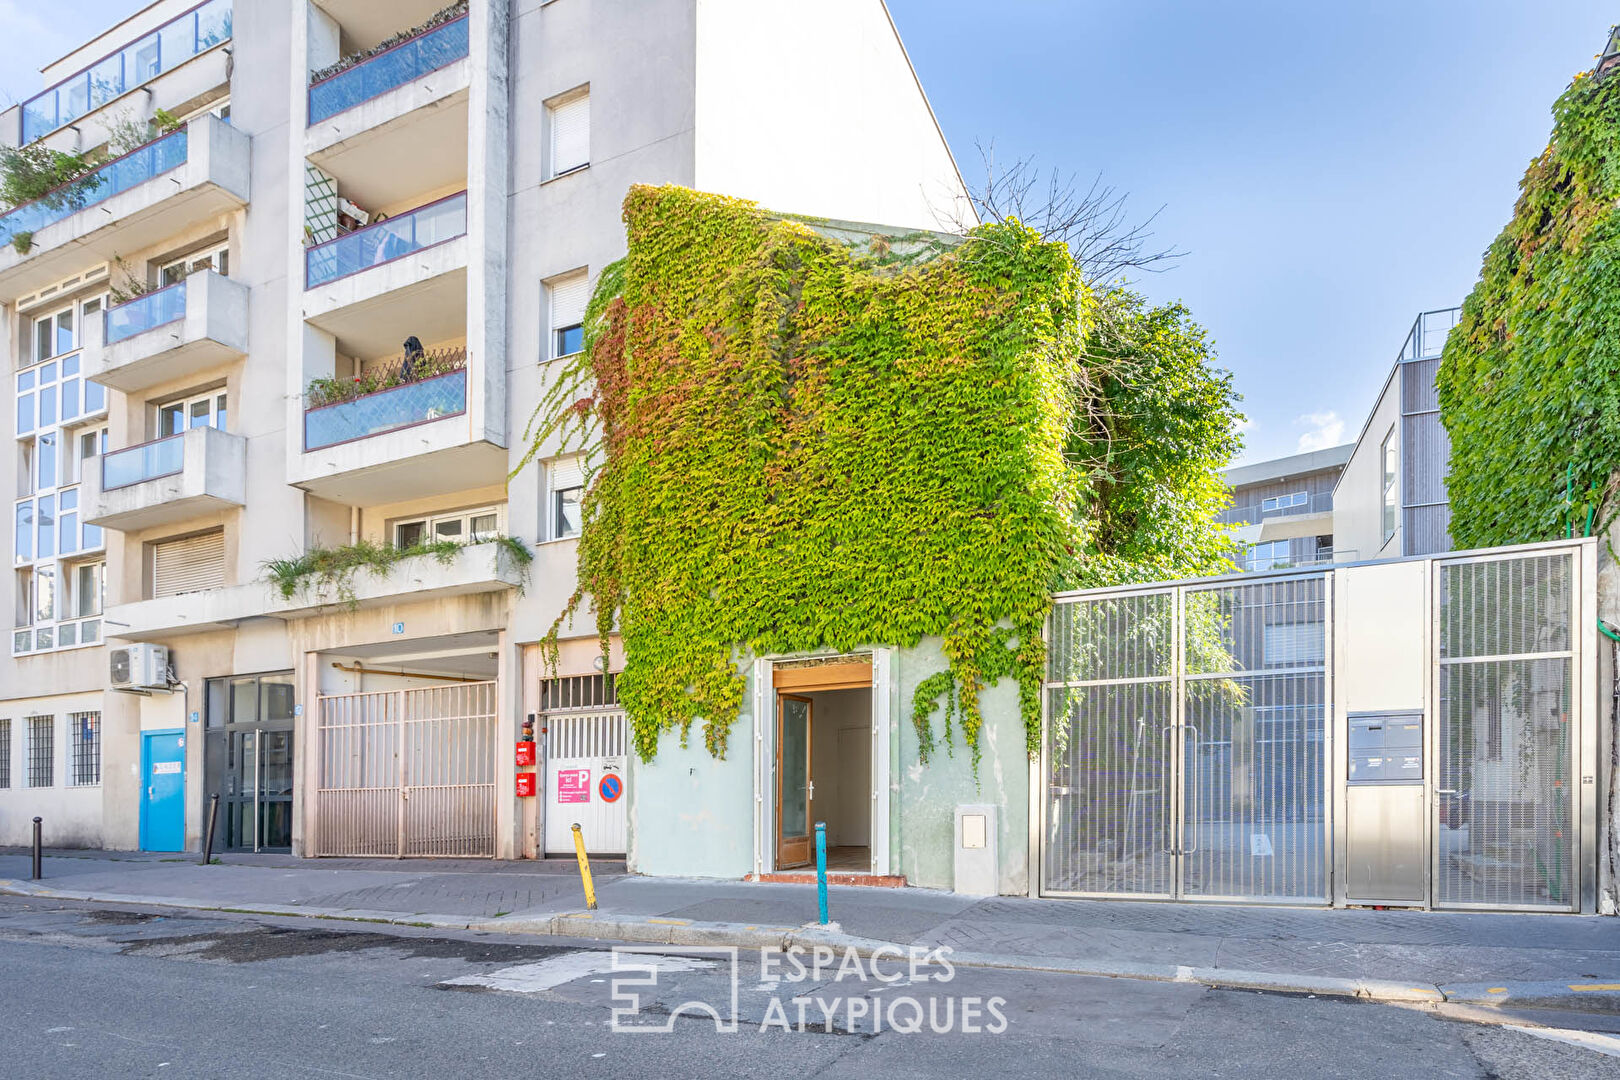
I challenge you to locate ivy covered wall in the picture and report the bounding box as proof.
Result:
[1437,62,1620,546]
[530,184,1239,773]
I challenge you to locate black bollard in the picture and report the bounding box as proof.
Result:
[201,793,220,866]
[31,816,42,880]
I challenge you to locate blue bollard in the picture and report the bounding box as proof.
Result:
[815,821,829,925]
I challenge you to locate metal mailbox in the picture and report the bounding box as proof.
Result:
[1348,712,1423,784]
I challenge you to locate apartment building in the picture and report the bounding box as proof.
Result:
[0,0,970,858]
[1333,307,1457,562]
[1218,444,1352,572]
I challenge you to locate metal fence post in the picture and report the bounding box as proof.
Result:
[31,817,42,880]
[815,821,829,925]
[201,793,220,866]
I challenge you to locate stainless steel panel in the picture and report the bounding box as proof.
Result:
[1346,785,1427,902]
[1436,554,1576,909]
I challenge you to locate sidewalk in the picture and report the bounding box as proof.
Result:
[3,848,1617,1014]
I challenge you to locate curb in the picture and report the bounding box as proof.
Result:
[4,879,1611,1015]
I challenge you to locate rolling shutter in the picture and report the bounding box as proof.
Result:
[549,91,590,175]
[152,530,226,598]
[549,272,589,330]
[550,456,585,493]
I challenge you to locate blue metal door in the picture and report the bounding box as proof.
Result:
[141,730,186,852]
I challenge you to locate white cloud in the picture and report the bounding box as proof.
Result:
[1295,410,1345,453]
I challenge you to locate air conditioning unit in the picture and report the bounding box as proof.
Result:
[110,643,171,691]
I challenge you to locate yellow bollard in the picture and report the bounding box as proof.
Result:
[571,822,598,910]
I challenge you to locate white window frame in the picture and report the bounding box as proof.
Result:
[1260,491,1308,513]
[156,388,228,438]
[546,269,590,360]
[1380,427,1398,545]
[392,505,505,549]
[546,456,585,542]
[159,242,229,287]
[544,85,590,180]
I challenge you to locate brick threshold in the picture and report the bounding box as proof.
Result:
[746,872,907,888]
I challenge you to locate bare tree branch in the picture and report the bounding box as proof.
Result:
[952,140,1187,287]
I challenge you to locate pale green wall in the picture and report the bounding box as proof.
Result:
[627,643,1033,894]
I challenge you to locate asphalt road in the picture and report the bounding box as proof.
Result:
[0,895,1615,1079]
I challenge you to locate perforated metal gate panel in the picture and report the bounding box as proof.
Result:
[1437,553,1576,910]
[1044,574,1329,903]
[545,710,628,855]
[315,682,496,858]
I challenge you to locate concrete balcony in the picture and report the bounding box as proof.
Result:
[302,191,467,361]
[307,13,470,217]
[85,270,248,394]
[105,538,525,641]
[83,424,246,532]
[0,115,249,303]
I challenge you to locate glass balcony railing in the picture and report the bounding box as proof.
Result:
[21,0,232,143]
[0,129,188,249]
[307,13,470,125]
[106,280,187,344]
[102,433,184,490]
[304,191,466,288]
[305,368,467,451]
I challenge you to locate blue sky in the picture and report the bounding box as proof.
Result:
[5,2,1612,464]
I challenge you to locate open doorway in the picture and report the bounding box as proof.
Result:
[774,658,873,872]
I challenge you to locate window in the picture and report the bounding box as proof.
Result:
[160,243,229,287]
[546,87,590,178]
[151,529,226,598]
[31,305,75,364]
[70,561,105,618]
[1246,540,1292,572]
[158,390,228,437]
[1260,491,1308,513]
[393,506,503,549]
[549,457,585,540]
[547,270,589,359]
[27,715,53,788]
[0,719,9,789]
[69,711,100,787]
[1380,428,1398,544]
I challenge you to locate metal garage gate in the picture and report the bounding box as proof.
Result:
[315,682,497,857]
[1043,573,1330,903]
[1437,551,1577,910]
[541,674,628,856]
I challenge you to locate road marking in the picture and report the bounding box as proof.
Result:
[441,951,716,994]
[1486,987,1507,994]
[1507,1025,1620,1059]
[1570,983,1620,991]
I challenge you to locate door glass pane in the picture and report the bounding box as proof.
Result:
[215,394,227,432]
[230,677,259,724]
[396,521,426,548]
[190,400,211,428]
[434,518,464,541]
[260,675,295,723]
[159,403,186,437]
[780,698,809,839]
[262,730,293,797]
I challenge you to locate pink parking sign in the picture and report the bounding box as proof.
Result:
[557,768,591,803]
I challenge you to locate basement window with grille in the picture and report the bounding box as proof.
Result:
[69,711,100,787]
[27,715,53,788]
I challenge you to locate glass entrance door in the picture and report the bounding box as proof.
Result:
[226,727,295,852]
[776,695,813,868]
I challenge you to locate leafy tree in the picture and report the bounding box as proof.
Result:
[0,141,98,210]
[1069,288,1243,586]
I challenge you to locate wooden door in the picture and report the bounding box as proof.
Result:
[776,694,813,868]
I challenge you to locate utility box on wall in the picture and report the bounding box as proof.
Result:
[954,803,998,896]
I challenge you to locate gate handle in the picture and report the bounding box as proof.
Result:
[1183,724,1200,855]
[1161,725,1176,853]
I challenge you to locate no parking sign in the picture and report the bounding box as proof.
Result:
[599,773,622,803]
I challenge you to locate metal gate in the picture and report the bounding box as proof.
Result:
[1436,551,1577,910]
[315,682,497,857]
[1043,573,1330,902]
[544,711,629,855]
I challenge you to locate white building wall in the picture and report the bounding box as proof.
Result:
[1335,368,1404,564]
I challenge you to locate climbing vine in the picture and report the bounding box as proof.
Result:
[1437,60,1620,547]
[526,185,1240,771]
[528,186,1084,767]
